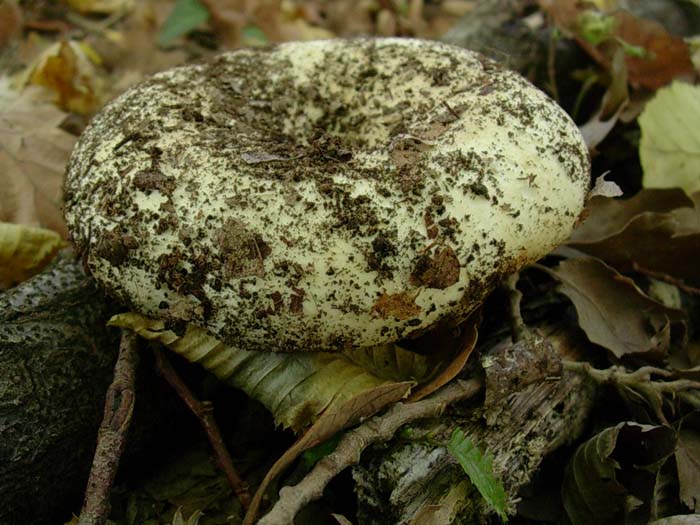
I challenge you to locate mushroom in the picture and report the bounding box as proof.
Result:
[64,38,590,353]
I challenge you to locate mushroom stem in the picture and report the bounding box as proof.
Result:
[78,329,139,525]
[151,345,252,510]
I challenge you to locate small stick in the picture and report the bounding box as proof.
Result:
[256,378,483,525]
[632,262,700,296]
[152,346,252,510]
[78,329,140,525]
[502,272,530,342]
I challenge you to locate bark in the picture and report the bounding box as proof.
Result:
[0,251,186,525]
[352,325,596,524]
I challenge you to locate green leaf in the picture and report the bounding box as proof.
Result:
[639,81,700,195]
[446,429,507,522]
[241,25,268,47]
[577,10,616,46]
[301,432,343,470]
[158,0,209,47]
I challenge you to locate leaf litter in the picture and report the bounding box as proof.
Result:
[0,83,76,237]
[5,0,700,523]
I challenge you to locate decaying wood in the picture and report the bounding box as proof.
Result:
[78,329,139,525]
[0,251,187,525]
[259,379,483,525]
[352,325,596,524]
[0,251,122,525]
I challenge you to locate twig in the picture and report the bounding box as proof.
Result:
[502,272,530,342]
[632,262,700,296]
[78,329,139,525]
[152,346,251,511]
[563,360,700,423]
[258,378,483,525]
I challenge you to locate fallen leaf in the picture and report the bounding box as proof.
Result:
[25,40,106,115]
[545,257,686,358]
[203,0,334,48]
[109,312,414,432]
[245,380,411,525]
[97,0,190,93]
[571,189,693,241]
[408,315,479,402]
[562,422,676,525]
[0,222,65,288]
[171,507,203,525]
[676,412,700,512]
[331,514,354,525]
[539,1,694,89]
[447,429,508,522]
[639,81,700,195]
[569,189,700,280]
[158,0,210,47]
[342,343,433,383]
[0,84,76,237]
[650,516,700,525]
[0,0,22,49]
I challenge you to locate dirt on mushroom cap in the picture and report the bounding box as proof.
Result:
[64,38,590,353]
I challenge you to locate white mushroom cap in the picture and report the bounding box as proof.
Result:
[64,38,589,352]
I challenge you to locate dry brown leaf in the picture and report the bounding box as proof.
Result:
[95,0,189,94]
[545,257,686,359]
[203,0,334,48]
[569,189,700,280]
[0,85,76,237]
[408,315,479,402]
[0,0,22,49]
[676,412,700,512]
[539,0,694,89]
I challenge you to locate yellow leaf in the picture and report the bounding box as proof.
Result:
[639,82,700,194]
[25,40,105,115]
[0,222,65,288]
[109,312,414,432]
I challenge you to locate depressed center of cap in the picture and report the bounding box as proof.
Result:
[64,38,590,352]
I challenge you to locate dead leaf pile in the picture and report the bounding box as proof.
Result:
[0,84,75,237]
[2,1,700,524]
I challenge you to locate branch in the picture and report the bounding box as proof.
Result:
[152,346,251,510]
[258,378,483,525]
[563,360,700,422]
[78,329,139,525]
